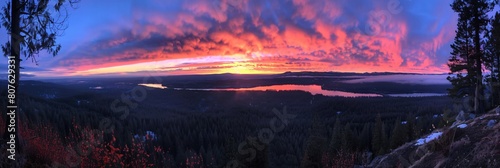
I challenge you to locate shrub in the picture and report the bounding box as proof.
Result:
[429,128,457,156]
[321,149,356,168]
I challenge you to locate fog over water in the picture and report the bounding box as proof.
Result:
[342,74,449,85]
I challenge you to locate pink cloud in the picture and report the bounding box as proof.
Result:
[54,0,457,76]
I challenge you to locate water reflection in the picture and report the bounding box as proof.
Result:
[138,83,447,98]
[173,84,382,97]
[138,83,167,89]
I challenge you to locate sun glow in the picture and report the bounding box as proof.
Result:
[67,55,254,76]
[216,62,272,74]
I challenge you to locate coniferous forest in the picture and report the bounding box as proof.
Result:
[0,0,500,167]
[0,79,456,167]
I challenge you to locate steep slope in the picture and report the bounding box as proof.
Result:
[370,108,500,168]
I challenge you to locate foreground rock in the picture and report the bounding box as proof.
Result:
[368,108,500,168]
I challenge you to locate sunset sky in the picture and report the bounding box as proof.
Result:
[0,0,466,78]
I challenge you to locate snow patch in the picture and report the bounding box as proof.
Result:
[457,124,467,129]
[415,132,442,146]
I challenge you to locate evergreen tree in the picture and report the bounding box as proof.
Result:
[1,0,80,156]
[341,123,356,151]
[175,137,186,167]
[390,117,408,149]
[379,123,389,155]
[328,117,342,153]
[447,0,476,107]
[486,12,500,106]
[238,140,269,168]
[301,116,327,168]
[405,113,417,141]
[449,0,495,113]
[372,113,383,155]
[359,123,371,150]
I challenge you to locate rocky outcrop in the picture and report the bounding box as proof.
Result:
[370,107,500,168]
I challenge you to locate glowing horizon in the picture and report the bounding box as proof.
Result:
[0,0,464,77]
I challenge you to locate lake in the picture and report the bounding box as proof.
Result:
[171,84,382,97]
[138,83,446,98]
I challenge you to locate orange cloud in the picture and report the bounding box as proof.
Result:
[52,0,457,76]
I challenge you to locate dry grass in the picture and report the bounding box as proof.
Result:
[469,130,500,168]
[373,108,500,168]
[429,128,457,157]
[449,136,470,154]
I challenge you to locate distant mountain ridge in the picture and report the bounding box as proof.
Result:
[281,71,442,76]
